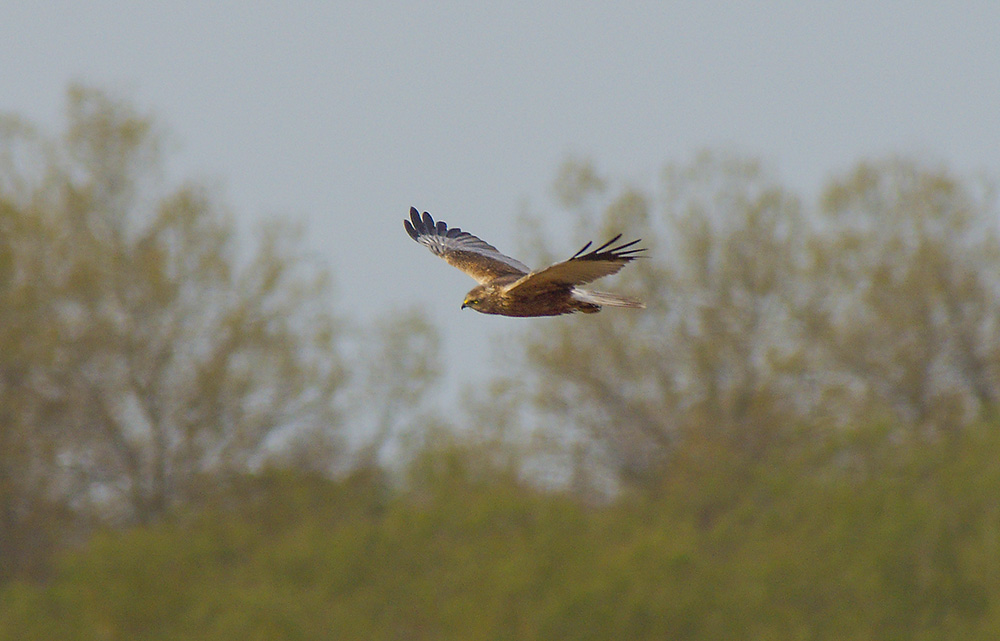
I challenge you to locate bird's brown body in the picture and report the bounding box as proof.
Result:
[461,277,602,316]
[404,208,645,318]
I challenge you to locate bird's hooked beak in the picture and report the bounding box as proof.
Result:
[460,302,468,310]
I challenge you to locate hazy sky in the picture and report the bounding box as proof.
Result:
[3,2,999,397]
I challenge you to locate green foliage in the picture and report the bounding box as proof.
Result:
[486,153,1000,483]
[350,307,446,469]
[2,423,1000,640]
[0,167,84,584]
[5,87,1000,639]
[0,86,350,583]
[808,159,1000,428]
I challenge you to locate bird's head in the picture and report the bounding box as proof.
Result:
[461,284,491,312]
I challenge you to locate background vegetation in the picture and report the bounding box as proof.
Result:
[1,87,999,639]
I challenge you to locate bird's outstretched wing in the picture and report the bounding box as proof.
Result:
[404,207,529,283]
[502,234,645,296]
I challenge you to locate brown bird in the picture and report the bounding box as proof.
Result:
[404,207,646,317]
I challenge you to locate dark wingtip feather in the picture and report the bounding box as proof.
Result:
[611,238,643,254]
[571,241,593,259]
[572,234,647,262]
[593,233,624,254]
[406,207,464,242]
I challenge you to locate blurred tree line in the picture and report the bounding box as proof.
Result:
[485,153,1000,488]
[2,87,1000,639]
[0,87,439,582]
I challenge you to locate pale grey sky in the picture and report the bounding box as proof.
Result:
[3,2,999,399]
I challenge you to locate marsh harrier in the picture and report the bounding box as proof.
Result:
[404,207,645,317]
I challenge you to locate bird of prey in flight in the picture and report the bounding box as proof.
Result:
[404,207,645,317]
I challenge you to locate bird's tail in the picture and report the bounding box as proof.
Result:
[572,288,645,309]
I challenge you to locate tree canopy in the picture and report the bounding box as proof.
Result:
[0,87,351,579]
[3,88,1000,639]
[484,153,1000,485]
